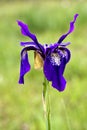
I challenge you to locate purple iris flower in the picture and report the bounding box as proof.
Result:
[17,14,78,91]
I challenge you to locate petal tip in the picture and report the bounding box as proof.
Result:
[75,13,79,17]
[74,14,79,22]
[52,80,66,92]
[16,20,21,25]
[18,77,24,84]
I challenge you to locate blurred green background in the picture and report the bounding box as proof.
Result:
[0,0,87,130]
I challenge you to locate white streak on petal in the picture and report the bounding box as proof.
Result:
[50,53,61,66]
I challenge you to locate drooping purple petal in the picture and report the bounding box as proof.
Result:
[52,64,66,91]
[58,14,79,43]
[19,48,30,84]
[43,52,67,91]
[17,20,38,43]
[19,42,44,84]
[21,41,45,58]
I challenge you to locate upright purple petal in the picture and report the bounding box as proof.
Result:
[58,14,79,43]
[17,21,45,55]
[17,20,38,43]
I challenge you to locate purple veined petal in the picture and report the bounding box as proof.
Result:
[58,14,79,43]
[43,52,67,91]
[17,20,38,43]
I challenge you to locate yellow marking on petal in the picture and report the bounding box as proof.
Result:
[34,51,43,69]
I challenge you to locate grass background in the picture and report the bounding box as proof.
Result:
[0,0,87,130]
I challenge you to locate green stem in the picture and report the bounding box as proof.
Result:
[42,77,51,130]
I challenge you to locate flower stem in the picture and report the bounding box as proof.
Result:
[42,77,51,130]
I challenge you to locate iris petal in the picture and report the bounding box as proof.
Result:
[19,42,41,84]
[19,49,30,84]
[20,42,37,47]
[52,64,66,91]
[60,42,71,46]
[44,53,67,91]
[64,48,71,63]
[58,14,78,43]
[44,55,53,81]
[17,20,45,55]
[17,20,38,43]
